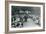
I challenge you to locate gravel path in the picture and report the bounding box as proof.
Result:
[23,18,39,28]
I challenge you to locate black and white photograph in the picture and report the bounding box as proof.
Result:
[9,3,44,31]
[11,6,41,28]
